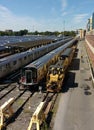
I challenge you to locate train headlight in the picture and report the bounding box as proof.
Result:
[21,76,26,82]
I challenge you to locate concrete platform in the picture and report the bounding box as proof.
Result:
[53,40,94,130]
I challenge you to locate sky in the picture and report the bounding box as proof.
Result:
[0,0,94,32]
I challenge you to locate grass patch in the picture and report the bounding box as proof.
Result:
[16,99,24,106]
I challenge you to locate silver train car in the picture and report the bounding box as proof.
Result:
[19,38,77,89]
[0,37,72,79]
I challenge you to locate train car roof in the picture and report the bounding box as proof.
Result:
[52,65,64,69]
[0,37,73,65]
[0,50,32,65]
[0,46,7,51]
[0,37,74,68]
[60,48,73,58]
[0,45,16,51]
[0,35,56,46]
[24,51,56,69]
[24,38,76,69]
[0,45,48,66]
[0,37,71,65]
[49,60,65,69]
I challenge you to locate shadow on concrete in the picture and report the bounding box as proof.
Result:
[69,58,80,71]
[84,91,92,95]
[61,72,78,93]
[80,83,92,96]
[73,48,79,58]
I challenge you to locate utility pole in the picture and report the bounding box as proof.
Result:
[63,20,65,39]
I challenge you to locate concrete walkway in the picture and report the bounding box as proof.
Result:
[53,40,94,130]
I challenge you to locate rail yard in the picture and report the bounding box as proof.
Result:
[0,0,94,130]
[0,37,72,79]
[0,35,94,130]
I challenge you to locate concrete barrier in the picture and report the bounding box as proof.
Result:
[0,98,14,130]
[27,101,52,130]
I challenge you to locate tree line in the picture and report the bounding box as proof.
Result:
[0,29,76,36]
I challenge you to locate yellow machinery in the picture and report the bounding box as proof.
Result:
[46,48,75,92]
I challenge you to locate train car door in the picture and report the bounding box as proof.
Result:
[25,70,32,83]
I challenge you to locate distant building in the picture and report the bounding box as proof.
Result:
[5,30,13,33]
[92,12,94,29]
[79,29,86,39]
[86,12,94,33]
[86,19,90,32]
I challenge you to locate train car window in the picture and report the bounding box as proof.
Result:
[19,58,22,62]
[25,70,32,83]
[0,67,2,71]
[60,69,63,74]
[30,54,33,58]
[48,70,51,74]
[60,56,62,60]
[34,52,36,56]
[60,56,65,60]
[32,70,37,78]
[24,56,27,60]
[28,55,30,58]
[38,51,39,55]
[53,69,57,75]
[13,60,17,65]
[21,69,25,76]
[6,64,8,68]
[6,63,10,68]
[48,67,53,74]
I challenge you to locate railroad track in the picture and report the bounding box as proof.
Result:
[0,83,58,130]
[1,70,21,83]
[28,92,58,130]
[5,92,48,130]
[0,83,18,104]
[0,70,59,130]
[0,83,12,92]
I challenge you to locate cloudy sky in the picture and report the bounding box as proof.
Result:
[0,0,94,31]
